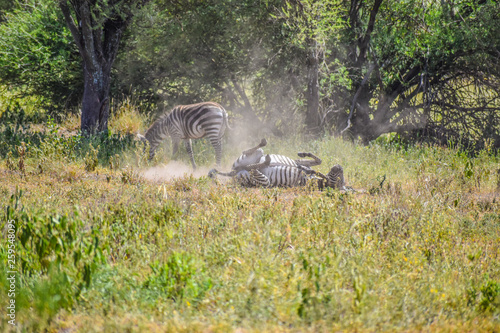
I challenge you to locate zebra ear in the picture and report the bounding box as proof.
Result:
[137,134,147,143]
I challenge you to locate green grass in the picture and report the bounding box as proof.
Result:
[0,120,499,332]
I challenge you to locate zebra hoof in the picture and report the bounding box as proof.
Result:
[208,169,218,178]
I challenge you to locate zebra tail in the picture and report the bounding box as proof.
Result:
[222,109,232,133]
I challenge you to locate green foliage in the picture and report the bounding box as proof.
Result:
[144,252,212,303]
[468,276,500,314]
[9,205,104,295]
[0,0,14,19]
[278,0,344,50]
[1,188,107,328]
[294,253,336,322]
[478,280,500,313]
[31,267,74,322]
[0,0,82,114]
[1,0,498,145]
[0,119,136,171]
[344,0,500,145]
[116,0,312,128]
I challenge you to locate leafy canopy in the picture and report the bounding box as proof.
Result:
[0,0,81,113]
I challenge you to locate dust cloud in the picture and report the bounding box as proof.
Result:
[140,160,212,182]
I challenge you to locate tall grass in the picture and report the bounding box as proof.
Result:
[0,113,499,332]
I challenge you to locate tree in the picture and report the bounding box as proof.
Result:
[0,0,15,23]
[334,0,500,146]
[277,0,344,134]
[0,0,81,113]
[59,0,149,133]
[63,0,499,147]
[115,0,298,135]
[115,0,346,136]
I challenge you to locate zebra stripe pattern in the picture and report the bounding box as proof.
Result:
[233,164,344,189]
[325,164,345,190]
[230,155,312,188]
[231,138,321,172]
[248,165,309,187]
[233,152,297,170]
[208,139,330,189]
[138,102,229,169]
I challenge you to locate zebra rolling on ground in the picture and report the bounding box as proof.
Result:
[214,161,346,189]
[211,154,311,187]
[137,102,229,169]
[209,139,348,189]
[209,139,325,188]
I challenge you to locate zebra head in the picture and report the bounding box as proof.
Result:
[136,133,155,160]
[326,164,345,190]
[137,133,156,160]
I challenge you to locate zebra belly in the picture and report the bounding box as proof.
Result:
[259,154,297,167]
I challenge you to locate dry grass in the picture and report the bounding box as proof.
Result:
[0,120,499,332]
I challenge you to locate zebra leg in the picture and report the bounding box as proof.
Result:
[209,137,222,167]
[297,165,329,181]
[295,152,322,167]
[172,139,180,159]
[294,166,329,190]
[242,138,267,155]
[184,139,197,169]
[241,154,271,171]
[235,170,254,187]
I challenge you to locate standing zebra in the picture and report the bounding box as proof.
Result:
[137,102,229,169]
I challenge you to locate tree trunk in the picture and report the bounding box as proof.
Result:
[59,0,147,134]
[81,63,110,133]
[304,42,321,135]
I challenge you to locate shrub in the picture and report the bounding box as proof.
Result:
[143,252,212,304]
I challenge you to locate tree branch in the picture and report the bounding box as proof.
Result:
[341,62,376,134]
[357,0,383,65]
[59,0,83,53]
[79,1,97,72]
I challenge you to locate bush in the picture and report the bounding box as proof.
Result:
[0,0,82,116]
[144,252,212,304]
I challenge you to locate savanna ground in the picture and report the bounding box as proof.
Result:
[0,108,499,332]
